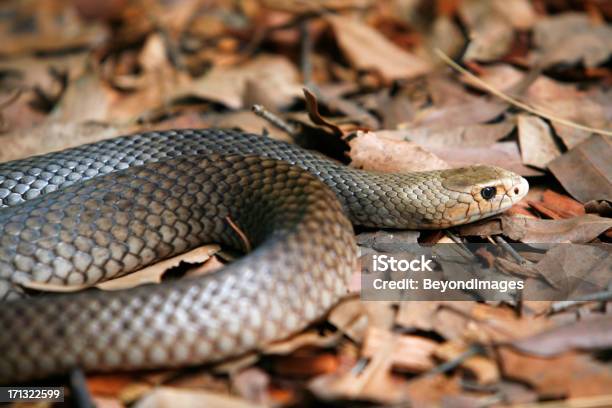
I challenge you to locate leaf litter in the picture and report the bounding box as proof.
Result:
[0,0,611,406]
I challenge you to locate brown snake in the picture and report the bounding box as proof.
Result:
[0,129,528,383]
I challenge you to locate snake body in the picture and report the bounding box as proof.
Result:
[0,129,528,382]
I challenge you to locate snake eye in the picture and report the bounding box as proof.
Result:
[480,186,497,200]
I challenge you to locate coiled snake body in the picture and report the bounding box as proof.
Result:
[0,129,528,382]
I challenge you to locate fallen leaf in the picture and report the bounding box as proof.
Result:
[231,368,270,405]
[498,348,612,398]
[528,244,610,298]
[528,190,585,219]
[263,331,342,355]
[362,327,437,372]
[309,339,409,404]
[97,245,220,290]
[348,130,449,173]
[327,15,431,81]
[400,97,508,130]
[460,1,514,61]
[173,55,302,110]
[548,134,612,203]
[356,230,420,253]
[501,214,612,244]
[517,114,561,169]
[0,122,125,162]
[533,12,612,68]
[434,340,500,384]
[404,374,463,408]
[427,141,544,176]
[134,387,264,408]
[399,122,514,148]
[21,245,220,293]
[303,88,343,136]
[51,69,114,123]
[510,315,612,357]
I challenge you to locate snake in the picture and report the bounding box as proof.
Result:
[0,128,528,383]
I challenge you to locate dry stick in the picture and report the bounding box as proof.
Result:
[494,236,527,265]
[434,48,612,137]
[300,18,313,87]
[251,104,298,137]
[225,216,252,253]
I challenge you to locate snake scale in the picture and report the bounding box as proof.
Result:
[0,128,528,383]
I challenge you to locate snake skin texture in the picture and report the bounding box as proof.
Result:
[0,129,528,383]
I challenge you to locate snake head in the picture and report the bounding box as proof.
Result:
[437,165,529,227]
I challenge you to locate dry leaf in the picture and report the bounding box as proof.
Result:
[548,134,612,203]
[427,141,544,177]
[348,130,449,173]
[134,387,264,408]
[517,114,561,169]
[173,55,301,110]
[0,122,124,162]
[400,122,514,148]
[434,341,500,384]
[498,348,612,398]
[98,245,220,290]
[21,245,220,293]
[511,315,612,357]
[459,0,515,61]
[362,327,436,372]
[327,15,431,81]
[533,13,612,68]
[501,214,612,244]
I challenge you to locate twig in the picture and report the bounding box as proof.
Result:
[434,48,612,136]
[425,345,482,377]
[300,19,313,86]
[551,289,612,313]
[494,236,527,265]
[225,216,252,253]
[251,104,298,137]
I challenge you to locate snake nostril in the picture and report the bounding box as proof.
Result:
[514,187,519,195]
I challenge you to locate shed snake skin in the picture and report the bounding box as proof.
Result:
[0,129,528,382]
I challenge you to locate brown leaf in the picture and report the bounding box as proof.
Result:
[263,331,342,355]
[134,387,263,408]
[459,0,530,61]
[427,141,544,177]
[400,97,508,130]
[362,327,437,372]
[308,339,409,404]
[533,13,612,68]
[0,122,125,162]
[434,341,500,384]
[96,245,220,290]
[517,114,561,169]
[303,88,343,136]
[548,134,612,203]
[348,130,449,173]
[327,15,431,81]
[528,190,585,219]
[173,55,301,110]
[21,245,220,293]
[400,122,514,148]
[404,374,463,408]
[510,315,612,357]
[528,244,610,297]
[498,348,612,398]
[501,214,612,244]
